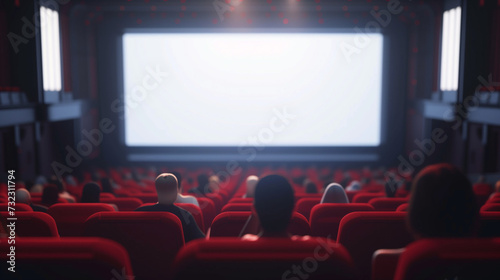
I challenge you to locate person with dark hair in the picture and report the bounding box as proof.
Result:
[40,184,60,207]
[188,174,211,196]
[100,178,115,194]
[407,163,479,238]
[49,176,75,203]
[24,180,35,193]
[81,182,101,203]
[173,171,199,207]
[242,175,295,239]
[373,163,480,275]
[136,173,205,242]
[304,180,318,194]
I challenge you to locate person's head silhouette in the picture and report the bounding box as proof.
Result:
[305,180,318,194]
[155,173,178,205]
[254,174,295,236]
[81,182,101,203]
[196,174,210,193]
[408,163,479,238]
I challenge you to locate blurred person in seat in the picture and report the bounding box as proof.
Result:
[136,173,205,242]
[16,188,48,212]
[241,175,308,241]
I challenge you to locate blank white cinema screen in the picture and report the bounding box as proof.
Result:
[122,32,383,147]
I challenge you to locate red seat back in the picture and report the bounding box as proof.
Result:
[176,203,205,232]
[228,197,253,204]
[372,249,401,280]
[138,203,205,232]
[210,211,310,237]
[99,193,115,200]
[345,191,358,202]
[84,211,184,280]
[0,203,33,211]
[134,193,158,203]
[221,203,253,212]
[294,193,323,202]
[47,203,115,236]
[394,238,500,280]
[352,192,385,203]
[296,197,321,220]
[369,197,409,211]
[206,193,223,213]
[0,211,58,237]
[481,203,500,212]
[396,203,409,212]
[337,211,413,280]
[172,237,358,280]
[0,237,133,280]
[197,197,216,230]
[99,197,143,211]
[490,193,500,200]
[309,203,374,240]
[487,197,500,204]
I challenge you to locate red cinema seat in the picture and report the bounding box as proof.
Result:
[31,197,68,205]
[487,197,500,204]
[337,212,413,280]
[481,203,500,212]
[206,193,224,213]
[0,203,33,211]
[99,193,115,200]
[84,211,184,280]
[345,191,358,203]
[479,212,500,237]
[134,193,158,203]
[369,198,409,211]
[490,193,500,200]
[172,237,357,280]
[137,203,205,232]
[197,197,216,230]
[99,197,142,211]
[296,197,321,220]
[294,193,322,202]
[176,203,205,232]
[47,203,115,236]
[221,203,253,212]
[228,197,253,204]
[210,211,310,237]
[309,203,374,240]
[372,249,402,280]
[0,212,59,237]
[394,238,500,280]
[0,237,133,280]
[396,203,409,212]
[352,192,385,203]
[473,183,493,197]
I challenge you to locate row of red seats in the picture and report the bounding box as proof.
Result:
[3,209,500,280]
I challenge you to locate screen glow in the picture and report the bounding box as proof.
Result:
[122,32,383,147]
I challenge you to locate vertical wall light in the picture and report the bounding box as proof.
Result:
[439,6,462,92]
[40,6,62,92]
